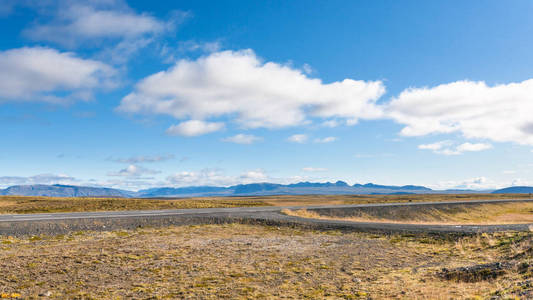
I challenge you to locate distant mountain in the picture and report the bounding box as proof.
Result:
[2,181,516,198]
[233,183,283,194]
[492,186,533,194]
[136,181,433,197]
[137,186,232,197]
[0,184,130,197]
[353,183,431,191]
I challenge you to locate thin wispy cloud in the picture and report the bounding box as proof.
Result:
[418,141,492,155]
[107,154,175,164]
[302,167,328,172]
[222,134,262,144]
[287,134,308,143]
[21,0,188,64]
[108,165,161,177]
[166,120,225,137]
[314,137,337,143]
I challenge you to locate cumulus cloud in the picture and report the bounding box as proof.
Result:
[0,47,116,102]
[0,173,77,188]
[287,134,308,143]
[222,134,262,144]
[431,177,491,190]
[239,169,268,182]
[166,169,234,187]
[166,168,271,187]
[418,140,492,155]
[107,154,175,164]
[302,167,327,172]
[108,165,160,177]
[388,79,533,145]
[117,49,385,130]
[166,120,224,137]
[314,136,337,143]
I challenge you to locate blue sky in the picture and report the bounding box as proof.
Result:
[1,0,533,190]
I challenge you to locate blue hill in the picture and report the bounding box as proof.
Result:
[492,186,533,194]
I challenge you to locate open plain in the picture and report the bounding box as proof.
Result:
[0,193,531,214]
[1,223,532,299]
[1,195,532,299]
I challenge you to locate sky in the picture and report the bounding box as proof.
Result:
[1,0,533,191]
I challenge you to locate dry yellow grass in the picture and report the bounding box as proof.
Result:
[0,196,268,214]
[283,201,533,225]
[0,224,531,299]
[0,193,530,214]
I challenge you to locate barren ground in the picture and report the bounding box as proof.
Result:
[0,224,532,299]
[0,193,530,214]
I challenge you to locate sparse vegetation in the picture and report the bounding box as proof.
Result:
[282,201,533,225]
[0,193,530,214]
[0,196,268,214]
[0,224,531,299]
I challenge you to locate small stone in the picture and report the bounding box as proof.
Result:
[38,291,52,297]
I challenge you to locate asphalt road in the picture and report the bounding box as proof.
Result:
[1,198,532,235]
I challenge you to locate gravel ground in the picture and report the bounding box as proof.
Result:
[0,224,531,299]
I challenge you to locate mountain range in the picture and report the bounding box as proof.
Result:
[0,181,520,198]
[0,182,529,198]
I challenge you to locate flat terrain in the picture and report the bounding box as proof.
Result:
[0,224,532,299]
[284,201,533,225]
[0,193,531,214]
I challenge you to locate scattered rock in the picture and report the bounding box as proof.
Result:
[438,262,514,282]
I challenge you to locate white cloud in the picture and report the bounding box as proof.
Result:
[430,176,492,190]
[117,49,385,130]
[166,120,224,137]
[287,134,308,143]
[388,79,533,145]
[222,134,262,144]
[0,173,77,188]
[314,136,337,143]
[21,1,187,63]
[239,169,268,182]
[23,0,178,46]
[166,169,233,187]
[302,63,313,75]
[354,153,395,159]
[418,140,492,155]
[107,154,175,164]
[502,170,516,175]
[510,178,533,187]
[302,167,327,172]
[166,168,273,187]
[0,47,116,102]
[429,176,533,190]
[160,40,222,63]
[321,119,339,128]
[108,165,160,177]
[456,142,492,152]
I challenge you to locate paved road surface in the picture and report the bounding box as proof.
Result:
[0,198,532,235]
